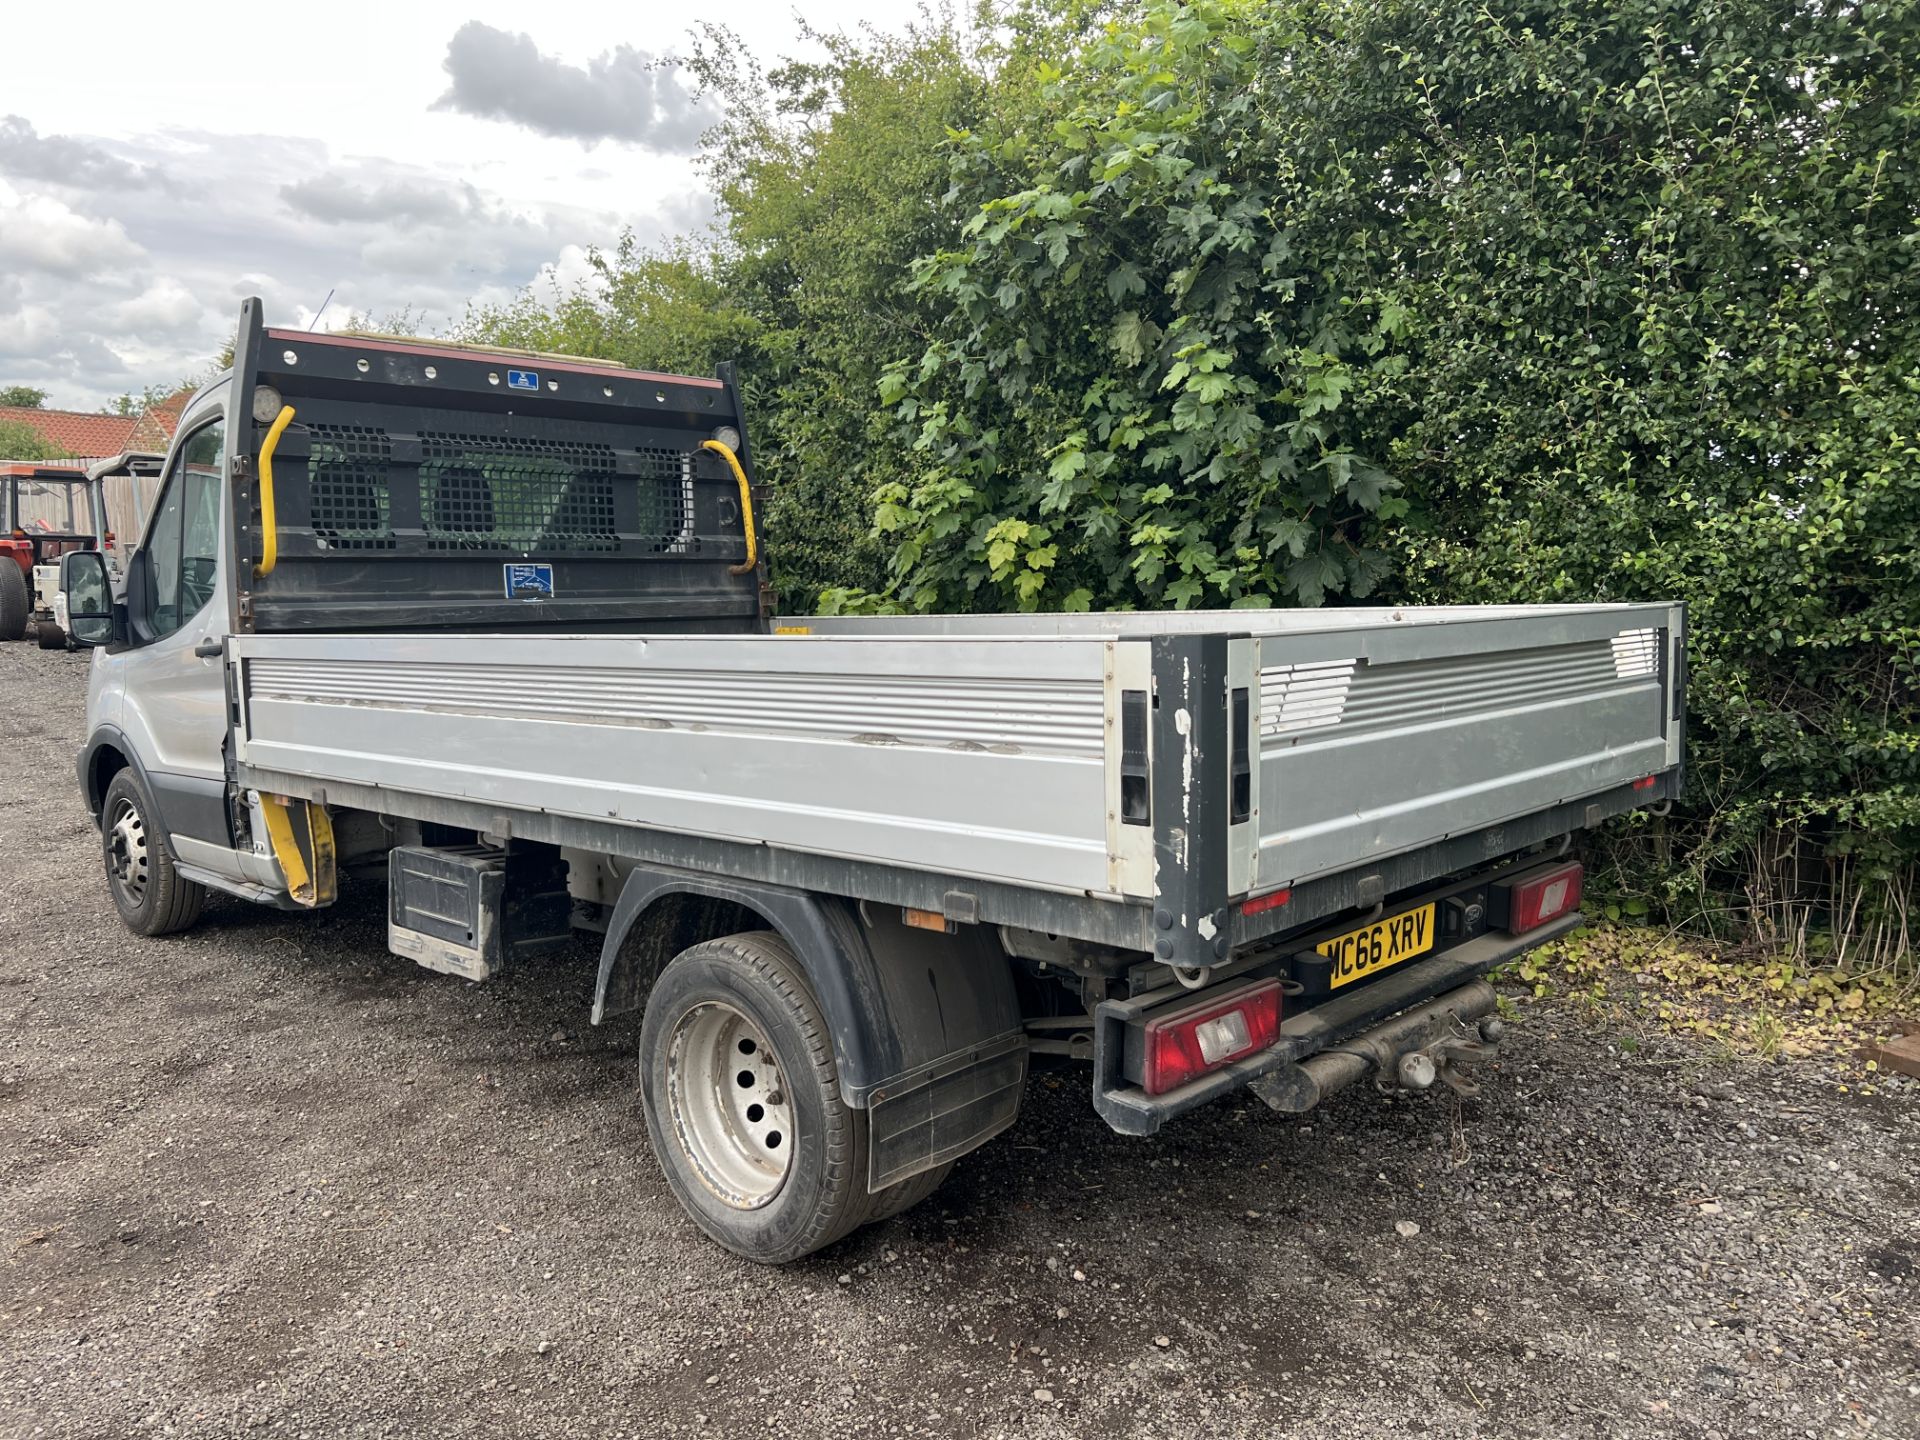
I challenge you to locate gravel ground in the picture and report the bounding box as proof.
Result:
[2,640,1916,1440]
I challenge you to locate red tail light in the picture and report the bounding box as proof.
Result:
[1498,861,1584,934]
[103,530,116,550]
[1141,980,1282,1095]
[1239,887,1291,918]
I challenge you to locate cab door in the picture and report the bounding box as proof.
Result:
[113,397,240,873]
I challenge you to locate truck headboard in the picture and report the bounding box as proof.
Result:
[227,298,764,633]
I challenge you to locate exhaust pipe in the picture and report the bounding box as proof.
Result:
[1249,980,1500,1115]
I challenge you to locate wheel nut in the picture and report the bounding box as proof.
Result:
[1398,1052,1437,1090]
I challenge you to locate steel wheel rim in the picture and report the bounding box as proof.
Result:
[664,1001,794,1210]
[107,796,149,904]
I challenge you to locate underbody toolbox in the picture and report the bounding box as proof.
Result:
[387,844,569,981]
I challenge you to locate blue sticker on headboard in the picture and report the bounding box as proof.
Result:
[504,562,554,599]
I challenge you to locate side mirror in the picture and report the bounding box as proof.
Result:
[59,551,115,648]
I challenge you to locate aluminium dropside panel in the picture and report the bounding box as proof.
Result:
[231,631,1122,897]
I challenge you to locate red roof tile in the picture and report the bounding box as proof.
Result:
[0,406,138,462]
[126,387,197,452]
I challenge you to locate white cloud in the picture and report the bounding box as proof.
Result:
[0,296,133,390]
[282,171,489,229]
[539,242,603,293]
[0,300,69,358]
[431,22,716,151]
[359,230,473,279]
[107,278,203,333]
[0,114,167,192]
[0,121,715,406]
[0,193,145,277]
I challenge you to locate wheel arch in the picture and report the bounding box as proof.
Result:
[79,727,141,826]
[592,863,1025,1112]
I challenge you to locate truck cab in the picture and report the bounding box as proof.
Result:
[63,384,256,897]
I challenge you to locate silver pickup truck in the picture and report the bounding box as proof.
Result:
[58,301,1685,1262]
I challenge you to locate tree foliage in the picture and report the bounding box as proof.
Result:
[0,417,70,461]
[695,17,997,607]
[104,381,194,418]
[873,2,1408,613]
[1308,0,1920,937]
[456,240,760,382]
[873,0,1919,942]
[0,385,47,408]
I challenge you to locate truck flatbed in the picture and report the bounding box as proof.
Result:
[231,599,1680,952]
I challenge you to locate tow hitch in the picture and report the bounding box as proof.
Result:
[1387,1014,1504,1096]
[1248,979,1504,1114]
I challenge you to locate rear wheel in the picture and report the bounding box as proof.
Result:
[867,1161,954,1223]
[36,621,65,649]
[0,563,27,642]
[639,932,870,1263]
[101,768,206,936]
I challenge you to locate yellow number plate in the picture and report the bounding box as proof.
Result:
[1316,903,1437,989]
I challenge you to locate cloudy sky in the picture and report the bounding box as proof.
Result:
[0,1,907,409]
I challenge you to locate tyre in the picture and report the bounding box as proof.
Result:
[101,768,206,936]
[639,931,870,1263]
[0,563,26,642]
[36,620,64,649]
[867,1160,954,1224]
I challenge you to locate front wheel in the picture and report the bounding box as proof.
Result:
[639,932,871,1263]
[101,768,206,936]
[36,620,65,649]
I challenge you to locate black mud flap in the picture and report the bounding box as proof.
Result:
[866,1031,1027,1190]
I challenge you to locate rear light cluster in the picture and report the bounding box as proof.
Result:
[1495,861,1583,935]
[1141,980,1282,1095]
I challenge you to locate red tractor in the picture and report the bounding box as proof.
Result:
[1,463,112,647]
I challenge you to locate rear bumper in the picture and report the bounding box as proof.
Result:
[1090,912,1581,1135]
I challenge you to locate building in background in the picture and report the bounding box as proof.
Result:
[124,388,194,455]
[0,405,142,464]
[0,388,194,467]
